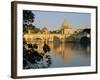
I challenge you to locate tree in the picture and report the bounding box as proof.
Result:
[23,10,35,25]
[28,24,35,29]
[83,29,90,34]
[23,10,35,33]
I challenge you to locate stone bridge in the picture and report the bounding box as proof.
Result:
[24,31,90,43]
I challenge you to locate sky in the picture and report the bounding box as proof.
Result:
[32,10,91,31]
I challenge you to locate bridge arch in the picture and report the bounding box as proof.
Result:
[80,36,90,45]
[53,36,61,43]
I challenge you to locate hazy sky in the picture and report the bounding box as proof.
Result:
[32,10,91,31]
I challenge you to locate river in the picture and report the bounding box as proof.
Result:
[23,42,91,69]
[48,42,90,68]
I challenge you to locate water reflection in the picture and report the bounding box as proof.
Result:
[23,41,90,69]
[48,42,90,67]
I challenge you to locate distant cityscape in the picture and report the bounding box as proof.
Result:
[23,19,90,44]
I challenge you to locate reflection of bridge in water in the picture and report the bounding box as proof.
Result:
[48,42,90,64]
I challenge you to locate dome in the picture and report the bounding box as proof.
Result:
[61,20,71,29]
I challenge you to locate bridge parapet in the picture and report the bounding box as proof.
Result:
[24,30,90,43]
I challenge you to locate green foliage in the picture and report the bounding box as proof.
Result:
[50,30,61,34]
[23,24,41,34]
[23,10,36,33]
[83,29,90,34]
[33,28,40,33]
[23,10,35,25]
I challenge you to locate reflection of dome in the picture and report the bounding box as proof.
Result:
[61,20,71,29]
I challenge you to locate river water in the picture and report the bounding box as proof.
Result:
[23,42,91,69]
[47,42,90,68]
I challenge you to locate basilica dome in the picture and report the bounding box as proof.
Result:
[61,20,71,29]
